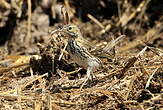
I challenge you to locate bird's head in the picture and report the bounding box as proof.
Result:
[60,24,82,39]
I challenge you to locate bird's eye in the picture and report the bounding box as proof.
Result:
[68,27,72,30]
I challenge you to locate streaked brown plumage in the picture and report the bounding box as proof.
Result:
[53,24,124,89]
[59,24,102,89]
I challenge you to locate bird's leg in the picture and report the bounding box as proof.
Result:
[80,66,93,90]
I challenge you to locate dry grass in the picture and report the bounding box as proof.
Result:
[0,0,162,110]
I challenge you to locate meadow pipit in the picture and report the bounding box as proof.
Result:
[57,24,102,89]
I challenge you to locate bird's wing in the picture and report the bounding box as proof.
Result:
[76,37,97,51]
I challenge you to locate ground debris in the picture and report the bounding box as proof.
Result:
[0,0,163,109]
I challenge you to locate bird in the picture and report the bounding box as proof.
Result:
[57,24,102,89]
[53,24,125,89]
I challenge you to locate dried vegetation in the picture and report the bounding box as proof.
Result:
[0,0,162,109]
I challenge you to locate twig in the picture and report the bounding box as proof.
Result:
[87,13,112,36]
[145,66,160,89]
[120,46,147,78]
[102,35,125,53]
[47,95,52,110]
[17,88,22,110]
[61,6,69,24]
[0,63,29,74]
[87,14,104,29]
[133,0,151,27]
[117,1,122,21]
[118,22,163,52]
[143,93,162,103]
[27,0,32,44]
[35,102,42,110]
[58,42,68,61]
[125,72,137,100]
[51,99,77,105]
[0,0,11,9]
[21,73,48,90]
[117,0,146,27]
